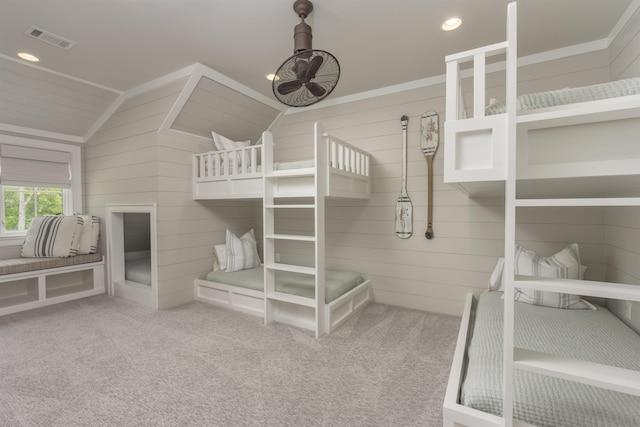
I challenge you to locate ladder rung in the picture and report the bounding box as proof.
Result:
[265,263,315,275]
[265,204,315,209]
[265,234,315,242]
[514,348,640,397]
[267,168,315,178]
[515,197,640,207]
[266,291,315,307]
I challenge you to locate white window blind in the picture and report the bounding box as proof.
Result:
[0,144,72,188]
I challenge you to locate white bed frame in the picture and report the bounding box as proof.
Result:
[193,122,373,336]
[444,12,640,198]
[443,3,640,426]
[194,276,372,335]
[192,126,371,200]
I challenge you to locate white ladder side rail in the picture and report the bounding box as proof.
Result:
[502,2,518,427]
[262,130,276,325]
[315,122,327,338]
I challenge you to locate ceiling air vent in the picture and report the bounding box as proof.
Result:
[25,26,76,49]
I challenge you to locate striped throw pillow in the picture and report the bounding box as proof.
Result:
[513,243,595,310]
[76,215,100,254]
[225,229,260,272]
[21,215,83,258]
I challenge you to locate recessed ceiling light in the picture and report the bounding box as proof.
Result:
[18,52,40,62]
[266,74,279,81]
[442,17,462,31]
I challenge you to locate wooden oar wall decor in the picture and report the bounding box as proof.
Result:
[420,111,439,239]
[395,115,412,239]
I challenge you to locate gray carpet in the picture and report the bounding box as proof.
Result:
[0,295,460,426]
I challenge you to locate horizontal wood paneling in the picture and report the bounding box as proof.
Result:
[171,76,280,142]
[266,49,617,316]
[85,78,260,309]
[609,7,640,79]
[606,206,640,332]
[0,57,119,137]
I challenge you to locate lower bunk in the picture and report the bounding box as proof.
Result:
[444,291,640,427]
[194,267,371,334]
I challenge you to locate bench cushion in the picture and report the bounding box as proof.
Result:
[0,253,102,276]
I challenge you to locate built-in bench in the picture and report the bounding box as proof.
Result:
[0,254,105,316]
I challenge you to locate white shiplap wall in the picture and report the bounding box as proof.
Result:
[265,49,618,316]
[84,76,258,309]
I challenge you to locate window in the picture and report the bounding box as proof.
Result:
[0,135,81,243]
[1,186,66,234]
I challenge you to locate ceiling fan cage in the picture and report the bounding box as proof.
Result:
[272,0,340,107]
[273,50,340,107]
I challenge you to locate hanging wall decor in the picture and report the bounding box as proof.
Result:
[420,111,439,239]
[395,115,412,239]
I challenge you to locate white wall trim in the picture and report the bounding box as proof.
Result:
[0,53,122,95]
[157,63,286,141]
[606,0,640,46]
[123,63,200,100]
[83,93,127,142]
[105,203,158,310]
[0,123,84,144]
[283,74,448,115]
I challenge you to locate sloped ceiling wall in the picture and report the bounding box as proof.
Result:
[171,75,281,144]
[0,55,121,140]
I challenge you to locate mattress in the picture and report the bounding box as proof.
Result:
[205,266,364,304]
[125,257,151,286]
[486,77,640,115]
[461,291,640,427]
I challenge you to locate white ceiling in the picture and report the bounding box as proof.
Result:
[1,0,636,101]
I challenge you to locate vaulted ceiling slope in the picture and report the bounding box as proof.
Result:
[0,0,637,143]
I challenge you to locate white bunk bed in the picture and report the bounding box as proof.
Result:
[194,122,372,337]
[443,3,640,427]
[192,125,371,200]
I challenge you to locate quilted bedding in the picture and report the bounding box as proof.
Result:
[486,77,640,115]
[461,291,640,427]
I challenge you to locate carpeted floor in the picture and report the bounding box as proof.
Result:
[0,295,460,426]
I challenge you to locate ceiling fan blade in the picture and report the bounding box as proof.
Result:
[277,79,303,95]
[305,55,324,81]
[306,82,326,97]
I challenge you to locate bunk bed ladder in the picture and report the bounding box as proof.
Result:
[262,124,327,338]
[502,3,640,427]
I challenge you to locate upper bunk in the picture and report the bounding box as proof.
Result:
[192,122,371,200]
[443,4,640,199]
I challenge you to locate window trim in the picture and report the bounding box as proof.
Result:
[0,135,81,246]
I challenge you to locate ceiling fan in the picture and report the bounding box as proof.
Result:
[272,0,340,107]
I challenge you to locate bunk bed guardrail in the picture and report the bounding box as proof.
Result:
[192,129,371,200]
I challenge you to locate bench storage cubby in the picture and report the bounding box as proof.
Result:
[0,254,105,316]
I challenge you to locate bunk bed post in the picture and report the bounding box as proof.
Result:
[473,53,486,118]
[446,60,461,121]
[315,122,327,338]
[502,2,518,426]
[263,131,276,326]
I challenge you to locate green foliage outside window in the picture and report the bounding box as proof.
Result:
[3,186,64,232]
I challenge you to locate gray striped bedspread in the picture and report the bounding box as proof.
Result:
[461,291,640,427]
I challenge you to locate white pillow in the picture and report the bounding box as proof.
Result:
[211,131,250,169]
[225,229,260,272]
[76,215,100,254]
[212,244,227,272]
[489,243,595,310]
[21,215,83,258]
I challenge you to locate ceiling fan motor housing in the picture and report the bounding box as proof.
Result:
[293,0,313,54]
